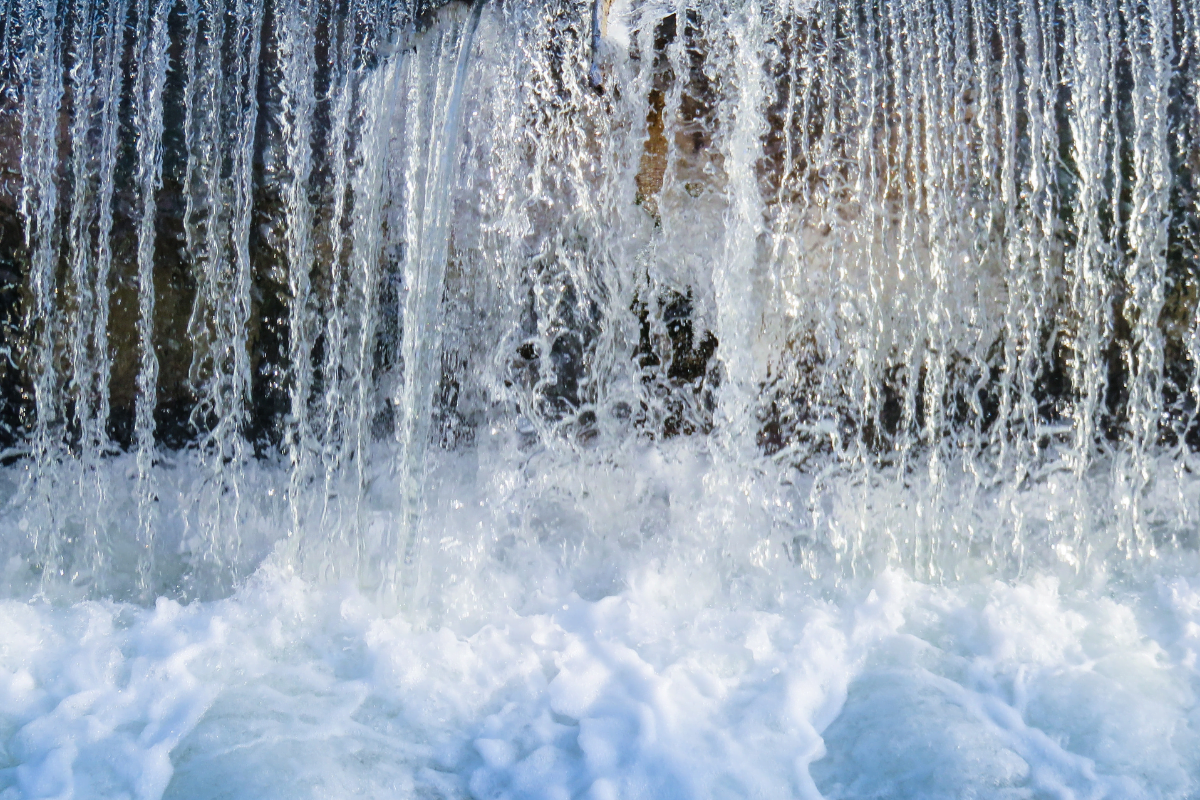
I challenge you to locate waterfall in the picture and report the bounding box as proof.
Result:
[5,1,1200,797]
[0,0,1196,604]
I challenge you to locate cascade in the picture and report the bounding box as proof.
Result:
[0,0,1196,602]
[1,0,1200,794]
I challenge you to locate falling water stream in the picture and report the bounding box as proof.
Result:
[1,0,1200,796]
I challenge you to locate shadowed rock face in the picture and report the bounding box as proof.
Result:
[0,0,472,454]
[0,55,28,456]
[0,0,1197,464]
[622,3,1200,458]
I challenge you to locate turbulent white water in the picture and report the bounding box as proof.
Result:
[1,0,1200,795]
[5,525,1200,798]
[1,445,1199,797]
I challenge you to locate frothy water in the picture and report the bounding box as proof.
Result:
[0,0,1199,795]
[6,560,1200,798]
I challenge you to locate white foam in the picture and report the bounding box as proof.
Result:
[2,562,1198,799]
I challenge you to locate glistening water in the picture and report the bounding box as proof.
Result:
[1,0,1199,797]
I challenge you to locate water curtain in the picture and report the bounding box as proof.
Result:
[0,0,1196,606]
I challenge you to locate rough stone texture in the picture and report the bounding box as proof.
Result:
[0,0,1196,455]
